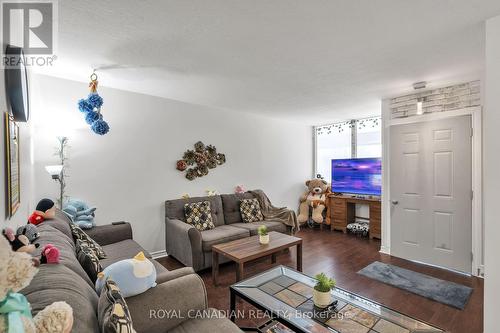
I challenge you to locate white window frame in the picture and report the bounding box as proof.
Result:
[313,116,381,178]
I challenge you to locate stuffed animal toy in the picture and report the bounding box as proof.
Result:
[28,199,56,226]
[206,189,218,196]
[95,252,156,298]
[235,185,246,194]
[17,224,40,243]
[297,179,330,224]
[181,193,190,199]
[3,227,40,253]
[62,198,97,229]
[0,234,74,333]
[40,244,60,264]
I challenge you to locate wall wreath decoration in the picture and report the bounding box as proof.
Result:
[177,141,226,180]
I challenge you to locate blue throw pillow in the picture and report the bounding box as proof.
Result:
[95,252,156,298]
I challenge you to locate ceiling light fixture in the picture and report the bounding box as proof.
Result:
[413,81,427,116]
[413,81,427,90]
[416,97,424,115]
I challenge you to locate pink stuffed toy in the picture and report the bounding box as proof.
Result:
[40,244,60,264]
[235,185,246,194]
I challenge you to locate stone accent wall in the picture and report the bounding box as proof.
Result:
[389,81,480,119]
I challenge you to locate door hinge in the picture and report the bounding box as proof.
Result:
[471,252,474,262]
[470,127,473,137]
[471,190,474,200]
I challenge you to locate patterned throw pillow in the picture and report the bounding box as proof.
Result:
[98,279,135,333]
[240,198,264,223]
[69,222,107,259]
[76,240,103,282]
[184,201,215,231]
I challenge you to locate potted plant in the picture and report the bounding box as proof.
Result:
[313,273,336,308]
[258,225,269,244]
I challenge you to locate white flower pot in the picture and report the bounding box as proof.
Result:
[313,289,332,308]
[259,234,269,244]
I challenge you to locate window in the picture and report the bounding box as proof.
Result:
[356,117,382,158]
[314,117,381,181]
[315,121,352,181]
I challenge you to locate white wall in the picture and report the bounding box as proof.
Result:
[0,42,35,230]
[484,14,500,333]
[31,74,312,254]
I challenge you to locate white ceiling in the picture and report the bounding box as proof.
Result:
[35,0,500,123]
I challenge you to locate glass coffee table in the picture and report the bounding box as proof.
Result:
[230,265,443,333]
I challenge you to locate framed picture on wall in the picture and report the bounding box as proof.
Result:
[4,112,20,217]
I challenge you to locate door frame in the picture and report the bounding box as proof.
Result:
[381,105,482,276]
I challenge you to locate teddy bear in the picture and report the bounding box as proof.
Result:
[62,198,97,229]
[0,234,73,333]
[297,178,330,224]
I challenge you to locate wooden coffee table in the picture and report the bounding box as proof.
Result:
[212,231,302,286]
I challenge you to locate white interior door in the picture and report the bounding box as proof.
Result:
[390,115,472,273]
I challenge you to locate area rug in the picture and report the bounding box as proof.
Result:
[358,261,473,309]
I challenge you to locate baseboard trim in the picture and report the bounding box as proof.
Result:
[150,250,168,259]
[379,246,391,255]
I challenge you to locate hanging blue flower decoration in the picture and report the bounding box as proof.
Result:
[78,99,93,113]
[76,72,110,136]
[87,93,103,109]
[91,119,110,135]
[85,110,101,125]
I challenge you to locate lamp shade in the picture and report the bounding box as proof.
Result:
[45,165,63,177]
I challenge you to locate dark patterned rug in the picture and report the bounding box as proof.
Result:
[358,261,473,309]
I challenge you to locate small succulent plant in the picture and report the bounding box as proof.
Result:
[257,225,268,236]
[314,273,336,293]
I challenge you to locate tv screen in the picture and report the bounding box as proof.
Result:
[331,158,382,196]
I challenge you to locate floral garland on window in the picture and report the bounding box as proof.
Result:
[316,121,353,135]
[356,117,380,130]
[316,117,380,136]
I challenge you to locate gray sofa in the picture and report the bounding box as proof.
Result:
[21,210,242,333]
[165,192,291,271]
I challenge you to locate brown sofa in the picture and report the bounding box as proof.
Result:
[21,210,242,333]
[165,192,291,271]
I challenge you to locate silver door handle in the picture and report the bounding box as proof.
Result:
[391,200,399,205]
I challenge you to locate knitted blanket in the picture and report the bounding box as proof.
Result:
[249,189,300,233]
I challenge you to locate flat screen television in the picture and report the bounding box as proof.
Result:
[331,158,382,196]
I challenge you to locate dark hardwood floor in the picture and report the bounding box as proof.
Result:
[157,227,483,333]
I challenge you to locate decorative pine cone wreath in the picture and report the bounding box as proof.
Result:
[177,141,226,180]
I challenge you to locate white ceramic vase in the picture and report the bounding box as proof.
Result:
[313,289,332,308]
[259,234,269,244]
